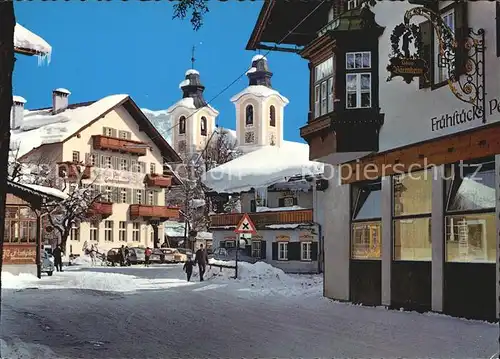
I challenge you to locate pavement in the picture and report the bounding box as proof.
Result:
[1,265,498,359]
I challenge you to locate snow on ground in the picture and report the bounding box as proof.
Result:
[1,337,57,359]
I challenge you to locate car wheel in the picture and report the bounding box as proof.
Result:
[47,271,53,276]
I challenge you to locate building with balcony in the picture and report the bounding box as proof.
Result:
[247,0,500,321]
[202,57,326,273]
[10,90,181,256]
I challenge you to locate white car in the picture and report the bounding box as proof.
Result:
[160,248,188,263]
[41,250,55,276]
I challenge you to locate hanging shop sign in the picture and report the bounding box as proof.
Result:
[386,23,428,84]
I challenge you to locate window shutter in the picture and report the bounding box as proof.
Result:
[288,242,301,261]
[100,155,105,168]
[102,127,107,136]
[127,188,132,204]
[127,131,132,140]
[272,242,278,260]
[311,242,318,261]
[131,160,137,173]
[260,241,266,259]
[153,191,159,205]
[250,200,256,212]
[278,198,284,207]
[133,190,137,204]
[142,189,146,203]
[220,241,226,248]
[85,153,90,165]
[245,244,252,257]
[114,187,120,203]
[454,1,469,77]
[111,128,117,138]
[419,20,433,89]
[293,197,298,206]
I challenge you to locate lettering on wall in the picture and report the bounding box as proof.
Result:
[276,235,290,241]
[430,98,500,132]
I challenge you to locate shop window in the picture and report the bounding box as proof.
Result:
[269,106,276,127]
[313,56,335,118]
[393,170,433,261]
[346,52,371,109]
[351,181,381,260]
[245,105,254,126]
[445,159,495,263]
[179,116,186,135]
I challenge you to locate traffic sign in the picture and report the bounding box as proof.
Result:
[234,213,257,234]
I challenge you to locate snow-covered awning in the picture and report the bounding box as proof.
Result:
[14,23,52,62]
[203,142,324,193]
[8,180,67,202]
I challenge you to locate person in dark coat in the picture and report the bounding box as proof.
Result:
[194,244,209,282]
[124,246,130,266]
[53,244,63,272]
[183,258,194,282]
[119,245,125,266]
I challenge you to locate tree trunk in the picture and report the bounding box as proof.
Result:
[0,3,15,281]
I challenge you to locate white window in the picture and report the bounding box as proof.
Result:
[104,156,112,169]
[72,151,80,163]
[301,242,312,261]
[120,188,128,204]
[136,189,143,204]
[119,130,131,140]
[132,222,140,242]
[347,0,360,10]
[119,158,128,171]
[88,154,96,166]
[278,242,288,260]
[346,73,371,109]
[435,9,455,84]
[90,221,99,242]
[150,163,156,175]
[104,186,112,202]
[70,223,80,242]
[314,56,335,118]
[147,191,154,205]
[119,221,127,242]
[104,220,113,242]
[244,132,255,144]
[251,241,261,258]
[103,127,114,137]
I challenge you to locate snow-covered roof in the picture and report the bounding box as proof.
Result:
[13,96,26,104]
[164,220,186,237]
[230,85,289,104]
[252,54,267,62]
[451,177,495,209]
[141,108,172,143]
[54,88,71,95]
[196,231,213,240]
[10,94,128,158]
[246,67,257,75]
[179,79,190,88]
[203,141,324,193]
[185,69,199,76]
[165,97,219,116]
[22,183,68,200]
[14,23,52,61]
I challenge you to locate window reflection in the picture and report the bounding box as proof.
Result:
[394,217,431,261]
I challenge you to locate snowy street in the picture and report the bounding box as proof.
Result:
[2,263,498,359]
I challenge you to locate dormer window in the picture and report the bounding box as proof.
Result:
[245,105,254,126]
[200,116,207,136]
[346,51,371,109]
[269,106,276,127]
[314,56,334,118]
[179,116,186,135]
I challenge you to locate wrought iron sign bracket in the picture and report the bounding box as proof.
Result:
[388,6,486,123]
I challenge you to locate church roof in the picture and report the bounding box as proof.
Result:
[179,68,208,109]
[246,55,272,88]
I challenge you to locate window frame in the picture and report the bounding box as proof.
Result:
[179,116,186,135]
[245,104,254,127]
[70,223,80,242]
[104,220,113,242]
[278,241,288,261]
[132,222,141,242]
[313,56,335,118]
[269,105,276,127]
[347,0,360,10]
[200,116,207,136]
[119,221,127,242]
[150,163,156,175]
[433,8,456,86]
[301,241,312,261]
[72,151,80,163]
[90,221,99,242]
[251,240,261,258]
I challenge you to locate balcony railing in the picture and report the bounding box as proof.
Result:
[144,174,172,188]
[57,161,92,180]
[209,209,314,228]
[129,204,180,220]
[87,201,113,217]
[92,135,147,156]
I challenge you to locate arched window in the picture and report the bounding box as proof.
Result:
[269,105,276,127]
[245,104,254,126]
[179,116,186,135]
[200,116,207,136]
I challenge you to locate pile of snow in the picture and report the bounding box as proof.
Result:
[20,183,68,200]
[185,69,199,76]
[1,337,57,359]
[207,259,322,297]
[203,141,324,193]
[70,254,104,267]
[2,272,39,290]
[14,23,52,62]
[11,94,128,157]
[252,54,267,63]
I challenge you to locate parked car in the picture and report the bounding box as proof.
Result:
[159,248,176,263]
[149,248,164,263]
[41,250,54,276]
[173,249,188,263]
[107,248,121,264]
[177,248,193,259]
[128,247,145,264]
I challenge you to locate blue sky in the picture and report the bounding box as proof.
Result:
[13,1,308,143]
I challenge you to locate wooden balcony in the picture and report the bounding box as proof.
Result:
[129,205,180,220]
[92,135,147,156]
[57,161,92,180]
[144,174,172,188]
[87,201,113,218]
[209,209,314,228]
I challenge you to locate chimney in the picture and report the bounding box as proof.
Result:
[11,95,26,130]
[52,88,71,114]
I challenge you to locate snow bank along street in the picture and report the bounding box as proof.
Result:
[2,260,498,359]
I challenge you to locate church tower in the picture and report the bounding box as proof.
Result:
[230,55,289,153]
[166,69,218,157]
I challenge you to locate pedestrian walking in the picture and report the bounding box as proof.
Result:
[144,247,152,267]
[194,244,209,282]
[124,246,130,266]
[119,245,125,266]
[183,258,194,282]
[53,244,63,272]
